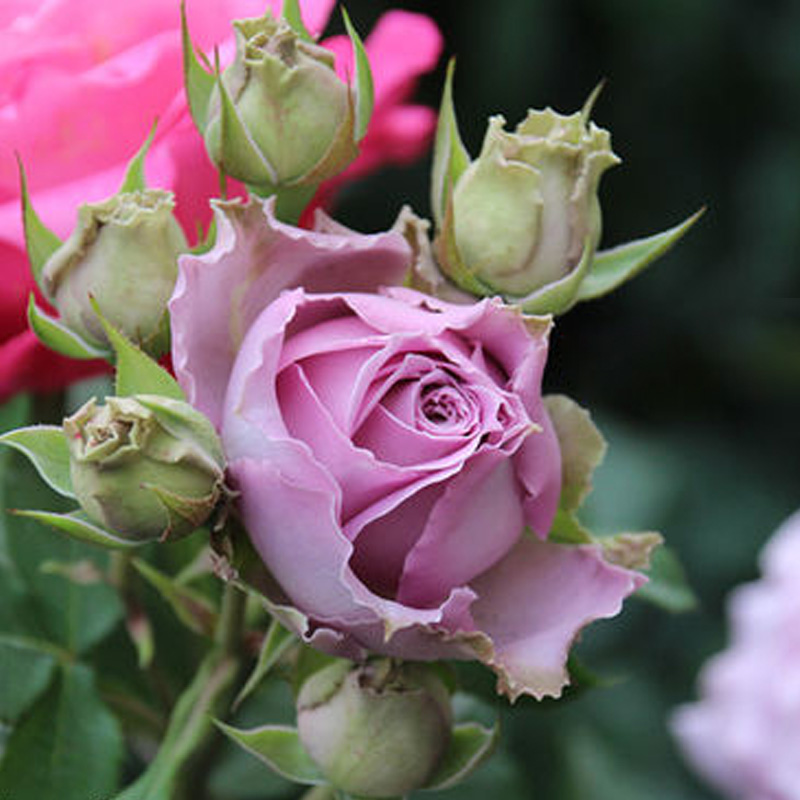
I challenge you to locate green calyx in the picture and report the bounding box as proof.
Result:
[203,12,358,193]
[64,395,225,543]
[40,189,186,357]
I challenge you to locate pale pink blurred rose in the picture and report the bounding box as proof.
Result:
[0,0,442,399]
[672,509,800,800]
[170,198,644,701]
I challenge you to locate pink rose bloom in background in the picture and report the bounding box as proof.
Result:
[170,198,643,700]
[672,509,800,800]
[0,0,442,401]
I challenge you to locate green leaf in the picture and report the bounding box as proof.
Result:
[544,395,607,512]
[236,619,296,708]
[423,722,499,791]
[28,296,109,361]
[0,663,123,799]
[548,509,595,545]
[0,636,57,722]
[577,209,705,302]
[1,452,123,655]
[282,0,315,42]
[17,157,62,290]
[13,509,140,550]
[520,236,595,316]
[214,57,276,189]
[181,0,216,131]
[0,425,74,499]
[636,545,698,613]
[92,302,185,400]
[215,721,325,785]
[431,59,471,228]
[119,120,158,193]
[133,558,217,637]
[342,8,374,143]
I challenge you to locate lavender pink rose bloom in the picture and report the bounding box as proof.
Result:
[672,509,800,799]
[0,0,441,399]
[170,199,643,699]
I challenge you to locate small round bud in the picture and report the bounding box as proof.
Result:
[42,189,187,357]
[65,395,225,542]
[436,107,619,305]
[297,660,452,798]
[204,13,357,192]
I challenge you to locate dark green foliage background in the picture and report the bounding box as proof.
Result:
[334,1,799,797]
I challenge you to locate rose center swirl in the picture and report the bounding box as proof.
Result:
[418,384,471,429]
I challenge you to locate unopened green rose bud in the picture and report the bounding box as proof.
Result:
[203,13,358,194]
[297,660,452,798]
[65,395,225,542]
[41,189,187,357]
[435,106,619,306]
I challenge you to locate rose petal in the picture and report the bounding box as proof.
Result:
[278,360,435,523]
[231,454,372,627]
[0,329,108,400]
[515,410,563,536]
[170,200,411,425]
[470,537,644,700]
[397,452,525,608]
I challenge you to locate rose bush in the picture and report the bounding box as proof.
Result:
[171,198,643,699]
[672,510,800,800]
[0,0,441,400]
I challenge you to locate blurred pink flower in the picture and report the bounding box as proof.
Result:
[672,509,800,800]
[0,0,441,400]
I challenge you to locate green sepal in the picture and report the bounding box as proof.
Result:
[431,59,471,228]
[547,509,594,546]
[136,394,224,466]
[132,558,218,637]
[434,198,497,298]
[272,182,319,226]
[191,215,217,255]
[119,120,158,194]
[520,236,595,316]
[214,56,277,190]
[28,295,109,361]
[601,531,663,571]
[635,544,698,613]
[91,301,185,400]
[181,0,216,131]
[422,722,499,791]
[17,157,62,291]
[577,208,705,302]
[0,425,75,499]
[144,483,218,538]
[11,509,141,550]
[235,618,296,708]
[214,721,325,786]
[282,0,315,42]
[342,8,374,143]
[544,394,607,512]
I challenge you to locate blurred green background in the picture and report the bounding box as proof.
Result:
[335,0,799,798]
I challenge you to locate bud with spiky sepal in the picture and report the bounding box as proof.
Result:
[427,65,702,315]
[296,659,452,798]
[188,6,373,212]
[65,395,225,542]
[41,189,187,357]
